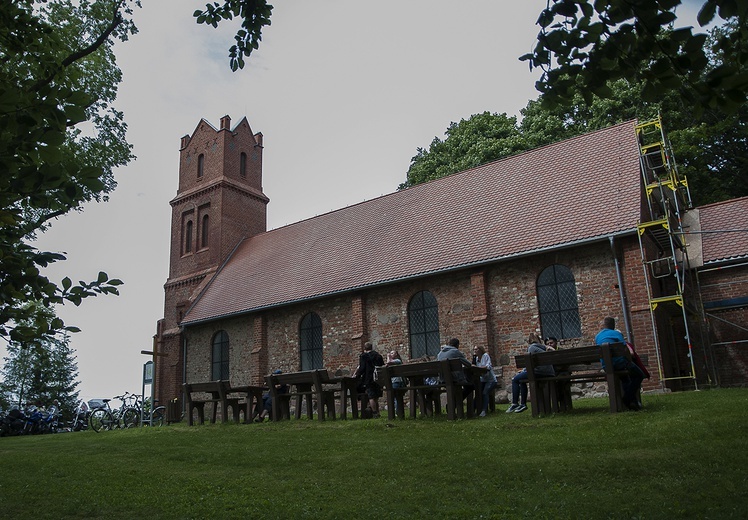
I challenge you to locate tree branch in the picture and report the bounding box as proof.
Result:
[31,1,124,93]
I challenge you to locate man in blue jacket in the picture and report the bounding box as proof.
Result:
[595,317,645,410]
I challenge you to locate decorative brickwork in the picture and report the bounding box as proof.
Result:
[155,116,269,403]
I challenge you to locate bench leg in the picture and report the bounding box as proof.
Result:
[192,402,206,425]
[395,389,406,420]
[528,380,540,418]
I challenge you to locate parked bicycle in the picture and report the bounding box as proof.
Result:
[131,394,166,427]
[88,392,141,432]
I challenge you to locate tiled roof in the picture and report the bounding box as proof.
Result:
[698,196,748,265]
[183,120,642,325]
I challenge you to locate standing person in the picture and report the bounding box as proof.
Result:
[595,317,645,410]
[507,332,555,413]
[352,342,385,418]
[472,346,497,417]
[386,350,405,416]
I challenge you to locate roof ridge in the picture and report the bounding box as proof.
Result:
[697,194,748,211]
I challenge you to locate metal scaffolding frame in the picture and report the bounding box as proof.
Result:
[635,116,699,389]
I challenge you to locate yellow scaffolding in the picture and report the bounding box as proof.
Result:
[635,116,698,389]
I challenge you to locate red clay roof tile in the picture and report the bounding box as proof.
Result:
[698,196,748,265]
[183,120,643,325]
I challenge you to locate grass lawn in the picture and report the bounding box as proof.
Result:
[1,388,746,519]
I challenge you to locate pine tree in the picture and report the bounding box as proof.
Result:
[0,304,80,414]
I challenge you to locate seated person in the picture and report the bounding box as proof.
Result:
[437,338,474,399]
[472,345,498,417]
[255,369,288,422]
[386,350,405,415]
[507,332,555,413]
[595,317,645,411]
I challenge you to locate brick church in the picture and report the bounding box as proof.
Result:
[152,115,748,407]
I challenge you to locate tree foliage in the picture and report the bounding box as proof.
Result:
[0,0,135,346]
[520,0,748,114]
[0,304,80,413]
[399,113,527,189]
[194,0,273,71]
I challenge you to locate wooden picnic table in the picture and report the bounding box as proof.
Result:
[183,380,234,425]
[265,369,359,422]
[514,342,631,417]
[378,359,483,420]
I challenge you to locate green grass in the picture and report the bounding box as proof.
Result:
[1,389,746,519]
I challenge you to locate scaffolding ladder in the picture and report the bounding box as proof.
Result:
[635,116,698,389]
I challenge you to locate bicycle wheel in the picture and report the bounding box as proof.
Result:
[122,407,140,428]
[149,406,165,427]
[89,409,113,432]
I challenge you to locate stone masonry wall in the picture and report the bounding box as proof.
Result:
[182,239,659,405]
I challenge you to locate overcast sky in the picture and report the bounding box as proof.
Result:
[21,0,553,402]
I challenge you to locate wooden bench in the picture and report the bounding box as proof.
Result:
[183,380,238,425]
[378,359,480,420]
[265,370,339,422]
[515,343,631,417]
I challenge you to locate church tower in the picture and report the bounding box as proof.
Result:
[153,115,269,405]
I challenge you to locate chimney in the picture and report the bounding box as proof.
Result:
[220,115,231,131]
[180,135,190,149]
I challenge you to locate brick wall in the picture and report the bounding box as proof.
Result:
[180,238,668,397]
[698,265,748,386]
[156,117,269,403]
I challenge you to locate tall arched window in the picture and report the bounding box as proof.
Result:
[537,264,582,340]
[184,220,193,254]
[211,330,229,381]
[240,152,247,177]
[408,291,440,358]
[197,154,205,178]
[201,214,209,249]
[299,313,323,370]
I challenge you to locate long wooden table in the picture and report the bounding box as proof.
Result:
[265,370,362,422]
[378,359,485,420]
[183,380,231,425]
[514,342,631,417]
[183,381,267,425]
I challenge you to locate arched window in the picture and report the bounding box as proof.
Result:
[211,331,229,381]
[240,152,247,177]
[184,220,193,254]
[201,214,209,249]
[197,154,205,178]
[537,264,582,340]
[408,291,440,358]
[299,313,323,370]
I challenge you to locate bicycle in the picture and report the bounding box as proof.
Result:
[136,395,166,427]
[88,392,141,432]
